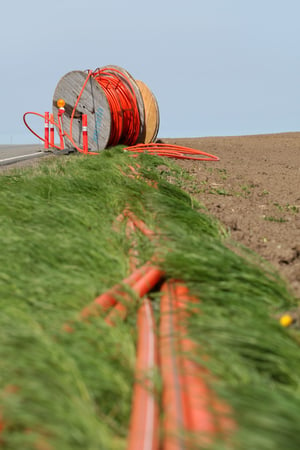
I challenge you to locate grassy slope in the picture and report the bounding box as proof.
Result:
[0,150,299,449]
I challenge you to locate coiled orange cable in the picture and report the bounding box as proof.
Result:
[92,67,141,146]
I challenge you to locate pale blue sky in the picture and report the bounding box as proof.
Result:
[1,0,299,144]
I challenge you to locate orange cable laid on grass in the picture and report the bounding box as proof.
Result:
[105,265,163,326]
[65,209,162,332]
[104,209,163,326]
[114,210,162,450]
[159,281,186,450]
[63,263,152,332]
[127,298,159,450]
[173,281,236,446]
[160,280,236,448]
[80,263,151,320]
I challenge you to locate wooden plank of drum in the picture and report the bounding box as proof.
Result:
[52,70,111,151]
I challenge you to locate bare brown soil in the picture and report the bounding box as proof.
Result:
[162,133,300,300]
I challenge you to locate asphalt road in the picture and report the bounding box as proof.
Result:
[0,144,46,166]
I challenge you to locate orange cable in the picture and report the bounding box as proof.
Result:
[159,281,186,450]
[92,67,140,146]
[127,298,159,450]
[105,265,163,326]
[173,282,236,445]
[124,142,220,161]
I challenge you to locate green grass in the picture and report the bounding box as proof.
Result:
[264,216,288,223]
[0,149,299,449]
[274,202,299,214]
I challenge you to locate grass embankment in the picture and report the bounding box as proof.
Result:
[0,149,299,449]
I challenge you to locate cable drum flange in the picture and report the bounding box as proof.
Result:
[52,70,111,151]
[135,80,160,143]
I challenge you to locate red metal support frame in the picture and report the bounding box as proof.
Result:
[44,112,49,150]
[82,114,88,153]
[49,113,55,148]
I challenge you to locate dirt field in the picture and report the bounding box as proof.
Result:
[162,133,300,300]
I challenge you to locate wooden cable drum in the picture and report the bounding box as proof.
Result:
[135,80,160,143]
[100,65,146,143]
[52,67,160,151]
[52,70,111,151]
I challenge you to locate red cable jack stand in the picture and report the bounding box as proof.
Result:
[49,114,55,148]
[44,112,49,150]
[82,114,88,153]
